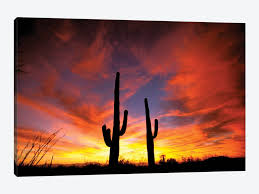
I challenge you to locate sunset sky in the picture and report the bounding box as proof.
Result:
[15,18,245,165]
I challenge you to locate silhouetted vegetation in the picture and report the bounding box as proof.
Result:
[14,156,245,176]
[102,72,128,166]
[14,130,63,176]
[144,98,158,167]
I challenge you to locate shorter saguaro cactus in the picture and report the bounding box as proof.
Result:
[144,98,158,167]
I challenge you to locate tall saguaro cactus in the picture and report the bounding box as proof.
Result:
[102,72,128,166]
[144,98,158,167]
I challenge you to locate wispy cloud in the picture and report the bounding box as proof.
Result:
[16,19,245,164]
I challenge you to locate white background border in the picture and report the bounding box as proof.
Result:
[1,0,258,193]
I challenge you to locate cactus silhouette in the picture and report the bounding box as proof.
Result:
[144,98,158,167]
[102,72,128,166]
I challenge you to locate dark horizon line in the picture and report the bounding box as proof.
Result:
[14,155,246,167]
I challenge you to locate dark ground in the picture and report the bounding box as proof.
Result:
[14,156,245,177]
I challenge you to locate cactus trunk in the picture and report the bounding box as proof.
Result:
[110,72,120,166]
[145,98,158,167]
[102,72,128,166]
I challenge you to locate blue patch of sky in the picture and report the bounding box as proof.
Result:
[160,115,198,130]
[124,75,167,119]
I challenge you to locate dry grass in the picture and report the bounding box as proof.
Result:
[16,129,63,167]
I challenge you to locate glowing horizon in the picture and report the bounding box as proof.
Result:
[15,19,245,165]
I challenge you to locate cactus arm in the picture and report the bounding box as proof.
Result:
[153,119,158,138]
[102,125,112,147]
[119,110,128,136]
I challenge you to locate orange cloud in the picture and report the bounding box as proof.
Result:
[126,22,245,161]
[71,23,112,80]
[16,20,245,166]
[161,23,245,158]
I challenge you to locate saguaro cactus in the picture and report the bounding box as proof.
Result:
[102,72,128,166]
[144,98,158,167]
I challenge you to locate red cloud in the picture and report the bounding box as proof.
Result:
[163,23,245,154]
[16,20,245,164]
[54,20,75,42]
[71,23,112,80]
[128,22,245,159]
